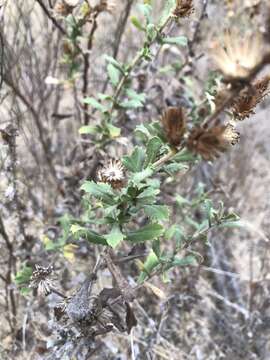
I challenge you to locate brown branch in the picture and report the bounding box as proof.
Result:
[35,0,67,35]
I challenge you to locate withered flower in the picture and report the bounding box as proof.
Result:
[232,76,270,120]
[97,159,125,189]
[187,123,240,161]
[29,265,54,296]
[54,0,79,16]
[162,107,186,146]
[174,0,194,18]
[211,30,265,81]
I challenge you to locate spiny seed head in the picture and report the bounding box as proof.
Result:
[187,123,240,161]
[162,107,186,146]
[97,159,125,189]
[232,76,270,120]
[29,265,54,296]
[211,30,265,81]
[174,0,194,18]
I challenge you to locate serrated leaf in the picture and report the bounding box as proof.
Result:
[145,136,162,166]
[120,99,144,109]
[126,223,164,243]
[122,147,145,172]
[144,205,169,221]
[105,225,125,248]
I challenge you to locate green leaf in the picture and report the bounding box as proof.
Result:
[15,266,33,286]
[173,149,197,162]
[119,99,144,109]
[104,55,125,73]
[164,162,188,175]
[105,225,125,248]
[135,124,151,139]
[137,186,160,199]
[132,167,153,185]
[145,137,162,166]
[79,125,99,135]
[170,255,197,268]
[122,147,145,172]
[84,229,108,245]
[162,36,188,46]
[126,223,164,243]
[107,123,121,138]
[144,205,169,221]
[130,16,146,31]
[81,181,115,203]
[83,97,107,112]
[137,3,152,23]
[158,0,175,27]
[107,63,121,87]
[138,250,160,283]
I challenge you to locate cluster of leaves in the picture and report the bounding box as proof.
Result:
[15,0,241,291]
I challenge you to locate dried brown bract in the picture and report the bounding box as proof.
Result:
[211,30,266,81]
[162,107,186,146]
[187,123,240,161]
[29,265,54,296]
[232,76,270,120]
[97,159,125,189]
[174,0,194,18]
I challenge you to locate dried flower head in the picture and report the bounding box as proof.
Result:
[29,265,54,296]
[97,159,125,189]
[162,107,186,146]
[232,76,270,120]
[187,123,240,161]
[54,0,79,16]
[211,30,265,81]
[174,0,194,18]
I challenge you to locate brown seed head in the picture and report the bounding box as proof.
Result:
[187,123,240,161]
[174,0,194,18]
[232,76,270,120]
[97,159,125,189]
[162,107,186,146]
